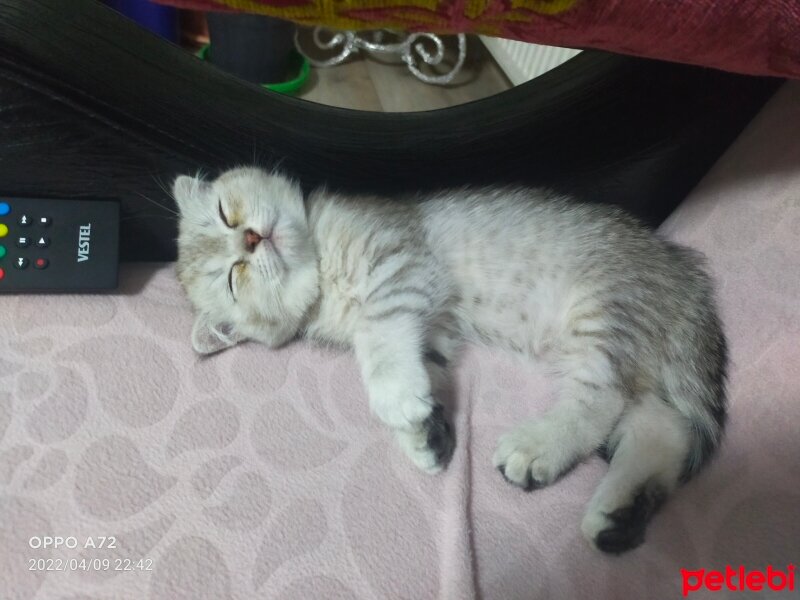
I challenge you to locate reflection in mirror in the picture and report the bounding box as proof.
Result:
[295,30,510,111]
[169,8,579,113]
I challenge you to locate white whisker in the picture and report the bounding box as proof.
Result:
[151,173,173,199]
[136,192,179,216]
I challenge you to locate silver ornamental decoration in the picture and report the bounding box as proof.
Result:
[295,28,467,85]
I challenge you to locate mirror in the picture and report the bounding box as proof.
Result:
[173,9,580,112]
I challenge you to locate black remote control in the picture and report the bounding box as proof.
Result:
[0,198,119,292]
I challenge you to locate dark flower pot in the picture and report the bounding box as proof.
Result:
[205,13,296,85]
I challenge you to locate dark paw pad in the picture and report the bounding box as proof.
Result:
[424,404,454,464]
[496,465,544,492]
[595,521,646,554]
[424,349,448,368]
[594,487,665,554]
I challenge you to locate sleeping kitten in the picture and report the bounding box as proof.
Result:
[173,167,727,554]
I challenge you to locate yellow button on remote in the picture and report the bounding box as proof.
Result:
[0,224,8,238]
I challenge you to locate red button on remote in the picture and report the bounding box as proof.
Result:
[34,258,49,269]
[0,267,5,280]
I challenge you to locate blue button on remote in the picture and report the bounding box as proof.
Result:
[0,202,9,216]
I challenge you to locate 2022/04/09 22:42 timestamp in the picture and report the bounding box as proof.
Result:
[28,558,153,572]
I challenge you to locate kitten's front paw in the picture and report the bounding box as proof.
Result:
[373,387,436,431]
[492,421,572,490]
[395,405,454,474]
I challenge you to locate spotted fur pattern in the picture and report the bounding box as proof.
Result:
[174,167,727,553]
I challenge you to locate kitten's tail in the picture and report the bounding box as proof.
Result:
[663,309,729,481]
[661,244,729,480]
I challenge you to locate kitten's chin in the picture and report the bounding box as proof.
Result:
[249,323,298,349]
[246,262,319,347]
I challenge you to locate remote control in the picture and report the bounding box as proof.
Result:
[0,198,119,292]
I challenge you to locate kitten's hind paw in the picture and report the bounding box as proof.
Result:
[492,421,574,490]
[395,405,454,473]
[581,486,665,554]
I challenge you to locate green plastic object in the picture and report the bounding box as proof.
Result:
[197,44,310,95]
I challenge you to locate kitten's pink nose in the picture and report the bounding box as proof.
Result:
[244,229,263,253]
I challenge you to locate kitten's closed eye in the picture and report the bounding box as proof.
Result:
[219,200,233,228]
[228,261,247,301]
[228,263,236,298]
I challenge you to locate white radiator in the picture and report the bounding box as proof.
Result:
[480,37,581,85]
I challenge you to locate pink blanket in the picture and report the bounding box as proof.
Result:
[2,82,800,599]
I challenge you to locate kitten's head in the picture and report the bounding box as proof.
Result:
[174,167,319,354]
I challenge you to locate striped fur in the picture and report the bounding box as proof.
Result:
[174,167,727,553]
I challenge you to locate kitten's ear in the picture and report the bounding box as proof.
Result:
[191,313,243,355]
[172,174,208,214]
